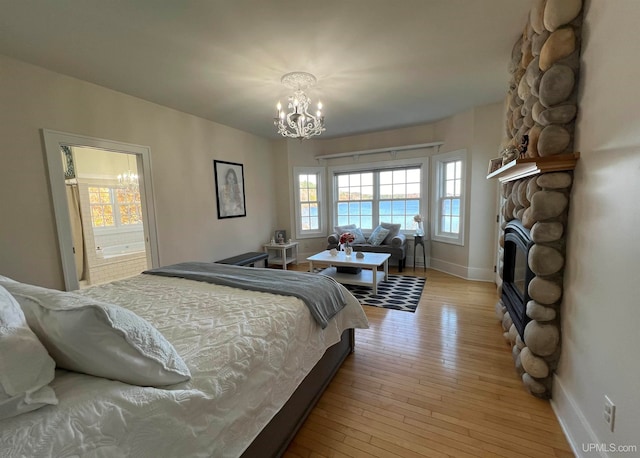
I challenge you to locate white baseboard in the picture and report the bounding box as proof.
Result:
[466,265,495,282]
[552,375,606,458]
[429,258,468,279]
[430,257,494,282]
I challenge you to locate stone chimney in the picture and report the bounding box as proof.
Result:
[491,0,584,398]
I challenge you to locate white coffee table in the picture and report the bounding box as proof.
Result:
[307,250,390,294]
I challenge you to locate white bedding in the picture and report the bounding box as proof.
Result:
[0,274,369,458]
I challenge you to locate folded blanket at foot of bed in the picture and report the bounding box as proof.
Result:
[143,262,346,328]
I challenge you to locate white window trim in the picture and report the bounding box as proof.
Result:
[431,149,466,246]
[293,166,327,239]
[327,156,429,235]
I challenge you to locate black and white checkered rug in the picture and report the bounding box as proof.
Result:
[344,274,426,313]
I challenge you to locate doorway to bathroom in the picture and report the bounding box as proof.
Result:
[69,147,150,287]
[43,129,160,291]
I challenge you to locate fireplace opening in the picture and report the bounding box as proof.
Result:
[502,220,535,340]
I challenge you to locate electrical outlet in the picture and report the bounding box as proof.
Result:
[603,395,616,432]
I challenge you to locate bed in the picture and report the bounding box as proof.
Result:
[0,263,369,458]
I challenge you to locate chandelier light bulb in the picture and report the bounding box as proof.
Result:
[273,71,326,139]
[118,156,139,191]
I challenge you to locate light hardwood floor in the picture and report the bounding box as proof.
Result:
[283,265,574,458]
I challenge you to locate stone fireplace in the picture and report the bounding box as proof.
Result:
[495,173,572,398]
[489,0,584,398]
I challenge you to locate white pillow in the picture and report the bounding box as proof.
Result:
[0,280,191,387]
[0,285,58,420]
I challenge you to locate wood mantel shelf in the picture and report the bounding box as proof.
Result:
[486,152,580,183]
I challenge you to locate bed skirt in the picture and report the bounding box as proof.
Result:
[241,328,355,457]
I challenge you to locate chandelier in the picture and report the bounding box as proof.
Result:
[274,71,325,139]
[118,156,139,191]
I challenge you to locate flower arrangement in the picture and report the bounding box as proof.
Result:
[413,214,423,223]
[339,232,355,247]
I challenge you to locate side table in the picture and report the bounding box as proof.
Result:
[264,242,298,270]
[413,235,426,270]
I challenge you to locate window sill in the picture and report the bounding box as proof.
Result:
[295,232,325,240]
[486,152,579,183]
[432,235,464,246]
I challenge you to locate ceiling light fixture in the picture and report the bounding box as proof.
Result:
[118,156,139,191]
[274,71,325,139]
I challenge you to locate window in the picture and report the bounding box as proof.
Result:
[432,149,466,245]
[293,167,326,238]
[378,168,421,230]
[336,172,373,229]
[88,187,115,227]
[88,186,142,229]
[332,160,425,232]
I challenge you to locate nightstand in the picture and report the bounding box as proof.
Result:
[263,242,298,270]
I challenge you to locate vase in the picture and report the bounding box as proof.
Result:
[415,221,424,236]
[344,246,353,256]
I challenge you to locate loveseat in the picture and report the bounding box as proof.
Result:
[327,223,407,272]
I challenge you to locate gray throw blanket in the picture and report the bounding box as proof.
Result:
[143,262,346,329]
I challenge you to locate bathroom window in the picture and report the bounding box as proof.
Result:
[89,187,115,227]
[115,188,142,225]
[89,186,142,228]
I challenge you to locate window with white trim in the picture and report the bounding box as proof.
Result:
[432,150,466,245]
[333,163,423,231]
[88,186,142,229]
[293,167,326,238]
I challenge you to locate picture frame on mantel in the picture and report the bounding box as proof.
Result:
[488,157,503,175]
[214,160,246,219]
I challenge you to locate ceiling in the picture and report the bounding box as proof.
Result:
[0,0,531,140]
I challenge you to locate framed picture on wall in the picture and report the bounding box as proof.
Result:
[214,160,246,219]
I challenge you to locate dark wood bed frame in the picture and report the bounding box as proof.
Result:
[241,328,355,457]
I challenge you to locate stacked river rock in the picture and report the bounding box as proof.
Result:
[496,173,572,398]
[495,0,583,398]
[504,0,583,158]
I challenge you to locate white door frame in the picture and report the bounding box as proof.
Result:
[42,129,160,290]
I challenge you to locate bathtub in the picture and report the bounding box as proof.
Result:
[101,242,146,259]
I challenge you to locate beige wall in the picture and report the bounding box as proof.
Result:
[553,0,640,452]
[0,55,276,289]
[468,103,504,279]
[431,105,503,280]
[431,110,475,273]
